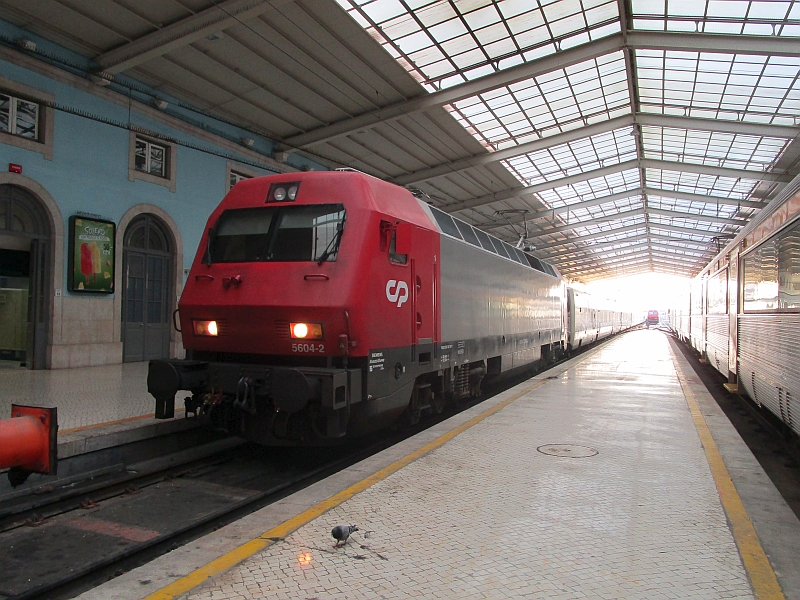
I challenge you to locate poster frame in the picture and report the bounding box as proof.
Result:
[67,215,116,294]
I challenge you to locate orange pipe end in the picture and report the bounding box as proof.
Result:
[0,405,57,474]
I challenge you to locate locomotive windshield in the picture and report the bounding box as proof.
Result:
[208,204,346,263]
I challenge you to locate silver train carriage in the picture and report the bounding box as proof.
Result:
[671,174,800,437]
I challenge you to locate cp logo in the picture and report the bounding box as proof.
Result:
[386,280,409,308]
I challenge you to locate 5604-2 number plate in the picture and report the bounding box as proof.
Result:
[291,343,325,353]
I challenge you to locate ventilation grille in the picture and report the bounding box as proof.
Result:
[275,321,290,339]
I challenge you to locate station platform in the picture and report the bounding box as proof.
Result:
[0,361,198,497]
[68,329,800,600]
[0,361,168,433]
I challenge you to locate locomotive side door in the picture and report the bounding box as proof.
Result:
[397,223,437,363]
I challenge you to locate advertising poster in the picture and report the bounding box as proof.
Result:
[69,216,115,293]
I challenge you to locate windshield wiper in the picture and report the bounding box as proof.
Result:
[317,219,345,266]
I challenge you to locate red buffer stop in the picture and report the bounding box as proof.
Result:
[0,404,58,487]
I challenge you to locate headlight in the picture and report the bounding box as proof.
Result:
[290,322,323,339]
[273,187,286,201]
[287,185,298,200]
[193,320,218,336]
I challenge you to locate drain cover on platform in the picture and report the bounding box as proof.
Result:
[537,444,598,458]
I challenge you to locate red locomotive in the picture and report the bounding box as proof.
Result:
[148,170,567,445]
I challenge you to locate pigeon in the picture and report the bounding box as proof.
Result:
[331,524,358,547]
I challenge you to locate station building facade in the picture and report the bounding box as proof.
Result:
[0,21,325,369]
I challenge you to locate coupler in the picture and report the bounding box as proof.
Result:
[0,405,58,487]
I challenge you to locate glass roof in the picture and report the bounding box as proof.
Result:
[501,126,637,185]
[561,213,647,237]
[448,51,630,149]
[644,168,761,198]
[336,0,799,278]
[642,127,790,171]
[561,196,643,222]
[636,50,800,126]
[631,0,800,36]
[336,0,622,91]
[536,168,641,208]
[647,194,753,220]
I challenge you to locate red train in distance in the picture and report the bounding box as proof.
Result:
[147,170,573,445]
[647,310,659,326]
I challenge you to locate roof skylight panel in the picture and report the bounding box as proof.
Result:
[647,194,741,218]
[536,169,641,208]
[569,214,647,236]
[337,0,621,90]
[501,127,637,186]
[641,126,789,171]
[631,0,800,35]
[566,196,643,221]
[644,168,760,198]
[447,52,631,149]
[648,213,728,231]
[637,50,800,124]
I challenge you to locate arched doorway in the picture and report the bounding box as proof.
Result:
[0,184,51,369]
[122,214,174,362]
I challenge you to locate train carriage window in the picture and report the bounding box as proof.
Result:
[473,228,497,253]
[778,222,800,309]
[511,246,529,265]
[523,253,545,272]
[454,219,481,247]
[428,206,463,240]
[541,261,557,277]
[743,239,778,311]
[503,242,525,264]
[210,204,345,263]
[490,237,510,258]
[706,272,727,314]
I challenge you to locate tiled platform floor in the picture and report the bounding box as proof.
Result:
[0,361,159,431]
[174,331,757,600]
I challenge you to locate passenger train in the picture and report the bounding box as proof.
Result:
[147,171,635,445]
[671,175,800,439]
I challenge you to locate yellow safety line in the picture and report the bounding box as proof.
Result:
[668,341,785,600]
[144,377,554,600]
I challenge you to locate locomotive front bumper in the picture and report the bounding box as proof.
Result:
[147,359,362,439]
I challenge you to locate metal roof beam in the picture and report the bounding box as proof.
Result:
[541,239,650,262]
[448,157,785,213]
[646,207,747,226]
[636,113,795,139]
[628,30,800,57]
[548,243,651,267]
[532,208,645,237]
[541,233,650,253]
[95,0,290,74]
[448,161,640,212]
[640,159,787,182]
[481,188,645,231]
[649,234,713,250]
[557,246,651,269]
[392,115,635,186]
[643,187,766,209]
[281,30,799,150]
[533,223,646,250]
[560,254,652,272]
[282,35,626,149]
[397,113,797,186]
[648,222,724,237]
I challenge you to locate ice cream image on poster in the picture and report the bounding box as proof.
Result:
[69,216,115,293]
